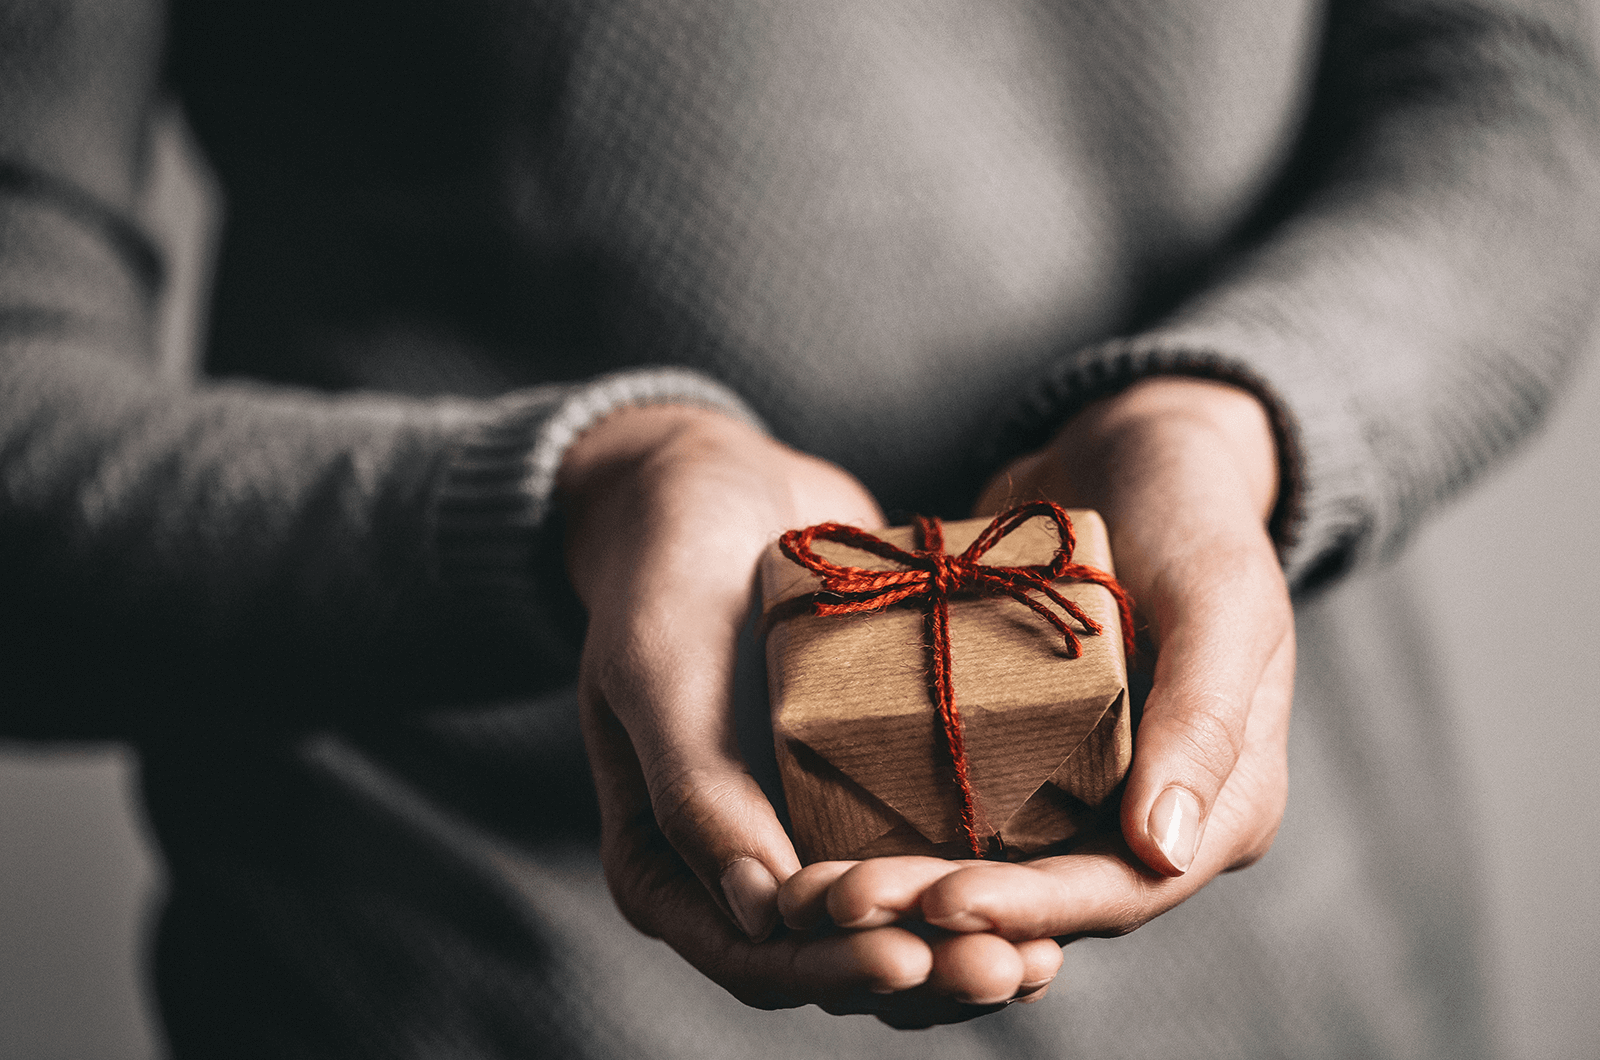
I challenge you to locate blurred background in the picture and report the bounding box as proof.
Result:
[3,333,1597,1059]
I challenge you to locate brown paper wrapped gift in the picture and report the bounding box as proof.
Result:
[760,503,1131,863]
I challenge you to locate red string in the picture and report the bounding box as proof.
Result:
[778,500,1134,859]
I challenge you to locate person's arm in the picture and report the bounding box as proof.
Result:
[2,0,969,1022]
[0,0,758,733]
[995,0,1600,591]
[781,0,1600,1010]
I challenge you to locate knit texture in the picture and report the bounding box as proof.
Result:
[990,2,1600,590]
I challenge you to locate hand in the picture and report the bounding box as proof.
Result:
[777,376,1294,1003]
[562,403,1000,1019]
[583,664,1062,1023]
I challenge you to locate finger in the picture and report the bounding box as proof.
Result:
[1015,937,1065,992]
[1119,537,1291,876]
[701,918,939,1008]
[588,603,802,942]
[1198,631,1295,871]
[778,861,856,930]
[850,941,1058,1025]
[746,927,934,1004]
[579,687,685,940]
[583,694,939,1006]
[824,856,979,928]
[927,933,1026,1005]
[647,752,798,941]
[920,634,1291,942]
[921,853,1173,941]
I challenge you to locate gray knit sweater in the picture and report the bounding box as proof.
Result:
[3,1,1598,1057]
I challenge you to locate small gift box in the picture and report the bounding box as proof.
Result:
[760,502,1132,863]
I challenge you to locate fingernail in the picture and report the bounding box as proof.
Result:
[1148,787,1202,874]
[721,859,779,941]
[924,910,994,933]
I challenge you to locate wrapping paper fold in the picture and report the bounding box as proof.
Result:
[760,510,1131,863]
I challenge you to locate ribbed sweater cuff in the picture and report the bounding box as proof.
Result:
[429,368,765,633]
[989,339,1317,585]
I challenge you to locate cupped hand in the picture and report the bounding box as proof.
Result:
[778,376,1294,1003]
[583,668,1059,1022]
[560,403,1017,1019]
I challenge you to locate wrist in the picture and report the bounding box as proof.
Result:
[1050,377,1279,526]
[556,402,756,504]
[556,403,782,608]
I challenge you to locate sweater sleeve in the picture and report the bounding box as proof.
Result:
[991,0,1600,593]
[0,0,760,736]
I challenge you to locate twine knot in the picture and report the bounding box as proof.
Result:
[930,551,965,596]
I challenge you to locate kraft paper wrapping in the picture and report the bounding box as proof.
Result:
[761,509,1130,863]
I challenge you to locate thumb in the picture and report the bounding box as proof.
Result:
[645,747,801,942]
[581,621,801,941]
[1119,541,1291,876]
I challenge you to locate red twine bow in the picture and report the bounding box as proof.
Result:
[778,500,1135,859]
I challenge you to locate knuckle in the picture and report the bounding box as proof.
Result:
[648,767,704,845]
[1099,896,1154,938]
[587,637,654,708]
[649,765,748,855]
[1161,695,1246,790]
[1096,865,1162,938]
